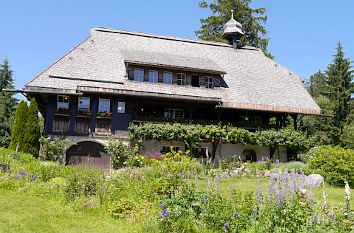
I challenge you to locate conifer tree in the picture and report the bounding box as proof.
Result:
[196,0,272,58]
[324,41,353,144]
[22,98,41,156]
[9,100,28,150]
[0,57,17,147]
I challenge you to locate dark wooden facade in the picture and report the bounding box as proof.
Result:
[38,92,286,137]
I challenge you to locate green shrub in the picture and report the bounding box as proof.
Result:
[63,166,104,201]
[105,139,139,168]
[22,98,41,156]
[8,100,28,151]
[39,136,71,162]
[307,145,354,185]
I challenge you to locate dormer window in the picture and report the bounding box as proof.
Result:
[57,95,69,109]
[205,77,214,89]
[163,72,172,85]
[78,97,90,112]
[177,73,186,86]
[149,70,158,83]
[134,69,144,82]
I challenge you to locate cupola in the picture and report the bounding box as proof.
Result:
[222,10,244,48]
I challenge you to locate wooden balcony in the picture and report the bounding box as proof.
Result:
[52,114,70,133]
[95,117,111,136]
[75,116,91,135]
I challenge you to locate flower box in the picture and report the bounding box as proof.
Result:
[54,108,71,116]
[96,111,112,118]
[76,110,92,117]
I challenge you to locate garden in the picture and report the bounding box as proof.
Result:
[0,135,353,232]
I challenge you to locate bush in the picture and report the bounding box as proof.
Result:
[63,166,104,201]
[22,98,41,156]
[105,139,139,168]
[8,100,28,151]
[307,145,354,185]
[39,136,71,162]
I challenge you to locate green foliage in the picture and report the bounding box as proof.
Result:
[105,138,139,168]
[64,166,104,201]
[196,0,273,58]
[341,122,354,149]
[0,57,17,148]
[22,98,41,156]
[9,100,28,151]
[39,136,71,161]
[307,146,354,185]
[129,123,314,156]
[304,42,353,147]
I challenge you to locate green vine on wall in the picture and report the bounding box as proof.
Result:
[128,123,316,160]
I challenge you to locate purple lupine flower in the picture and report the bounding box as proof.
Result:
[330,211,334,222]
[164,212,170,217]
[144,208,147,211]
[256,185,262,206]
[314,215,317,224]
[159,214,166,219]
[275,159,279,167]
[8,170,12,174]
[159,204,164,209]
[32,176,37,181]
[16,143,19,152]
[215,174,220,193]
[233,213,239,217]
[178,213,181,216]
[289,180,294,200]
[224,223,229,227]
[19,171,26,176]
[162,209,166,214]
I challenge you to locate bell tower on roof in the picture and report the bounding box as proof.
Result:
[222,10,244,48]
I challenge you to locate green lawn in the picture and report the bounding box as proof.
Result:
[0,189,155,233]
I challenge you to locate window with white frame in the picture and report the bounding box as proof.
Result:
[205,77,214,89]
[163,72,172,85]
[57,95,69,109]
[117,102,125,113]
[134,69,144,82]
[148,70,158,83]
[78,97,90,112]
[98,98,110,113]
[164,108,184,119]
[177,73,186,86]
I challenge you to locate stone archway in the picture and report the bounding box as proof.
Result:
[66,141,110,171]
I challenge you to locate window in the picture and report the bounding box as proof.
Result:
[164,108,184,119]
[191,75,200,87]
[134,69,144,82]
[98,98,110,113]
[57,95,69,109]
[78,97,90,112]
[117,102,125,113]
[177,73,186,86]
[163,72,172,85]
[148,70,158,83]
[205,77,214,89]
[161,146,180,153]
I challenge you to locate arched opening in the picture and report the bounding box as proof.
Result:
[66,141,110,171]
[242,149,257,162]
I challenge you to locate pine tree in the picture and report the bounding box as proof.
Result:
[196,0,272,58]
[9,100,28,151]
[324,41,353,144]
[22,98,41,156]
[0,57,17,147]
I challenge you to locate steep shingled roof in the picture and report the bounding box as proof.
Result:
[25,27,321,115]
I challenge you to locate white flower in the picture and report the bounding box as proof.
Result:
[345,181,350,201]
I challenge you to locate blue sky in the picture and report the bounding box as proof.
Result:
[0,0,353,100]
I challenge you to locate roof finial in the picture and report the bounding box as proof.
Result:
[231,10,234,20]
